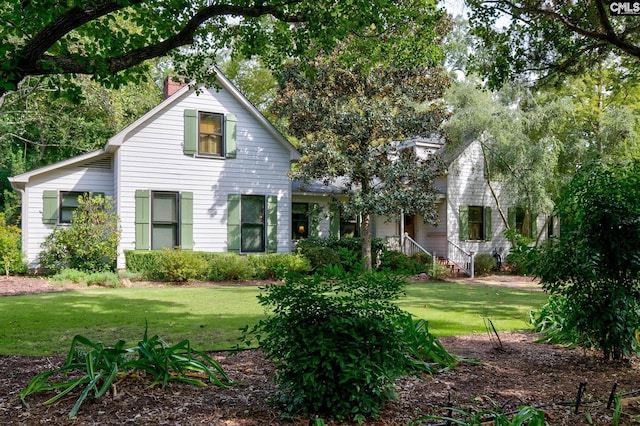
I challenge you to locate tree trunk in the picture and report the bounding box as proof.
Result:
[361,212,372,271]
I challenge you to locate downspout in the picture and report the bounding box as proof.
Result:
[400,209,405,254]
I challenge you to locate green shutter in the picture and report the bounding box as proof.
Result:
[42,190,58,224]
[225,114,237,159]
[309,203,320,238]
[227,194,241,253]
[180,192,193,250]
[484,206,492,241]
[267,195,277,253]
[184,109,197,156]
[459,206,468,241]
[135,190,150,250]
[330,204,340,238]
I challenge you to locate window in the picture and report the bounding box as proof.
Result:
[468,206,484,240]
[241,195,265,252]
[292,203,309,239]
[198,112,224,156]
[459,205,492,241]
[340,210,360,238]
[508,207,535,239]
[59,191,84,224]
[151,191,179,250]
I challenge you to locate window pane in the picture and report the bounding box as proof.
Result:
[61,193,81,208]
[152,225,177,250]
[200,113,222,133]
[152,193,177,222]
[198,135,222,155]
[241,224,264,252]
[242,196,264,224]
[60,208,74,223]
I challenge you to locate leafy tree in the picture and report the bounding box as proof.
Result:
[0,74,161,217]
[537,159,640,360]
[39,194,120,273]
[444,79,564,245]
[0,212,25,276]
[1,0,449,99]
[464,0,640,87]
[272,53,449,270]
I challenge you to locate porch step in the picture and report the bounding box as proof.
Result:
[436,256,468,277]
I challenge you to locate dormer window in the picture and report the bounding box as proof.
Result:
[199,112,223,157]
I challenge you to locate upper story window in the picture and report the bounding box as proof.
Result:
[198,112,224,157]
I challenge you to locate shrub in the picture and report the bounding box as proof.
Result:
[505,230,539,275]
[298,245,341,271]
[242,273,409,421]
[537,159,640,360]
[0,213,25,276]
[473,253,496,276]
[206,253,253,281]
[248,253,312,279]
[144,249,208,282]
[124,250,161,274]
[39,194,119,274]
[378,251,426,275]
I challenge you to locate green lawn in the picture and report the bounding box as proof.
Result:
[0,281,549,356]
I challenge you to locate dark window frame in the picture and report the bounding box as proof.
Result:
[241,195,266,253]
[59,191,85,224]
[292,202,310,240]
[467,205,484,241]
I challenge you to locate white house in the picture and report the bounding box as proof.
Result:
[9,71,553,275]
[9,71,300,270]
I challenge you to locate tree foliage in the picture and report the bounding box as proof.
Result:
[39,194,120,273]
[272,52,449,269]
[537,159,640,360]
[1,0,449,100]
[465,0,640,87]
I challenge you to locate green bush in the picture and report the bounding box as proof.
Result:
[242,272,409,422]
[530,295,586,347]
[298,245,341,271]
[248,253,311,279]
[0,213,25,276]
[144,249,208,282]
[473,253,496,276]
[378,251,426,275]
[505,230,539,275]
[123,251,161,274]
[206,253,253,281]
[537,159,640,360]
[39,194,119,274]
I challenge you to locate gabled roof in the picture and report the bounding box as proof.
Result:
[9,68,301,191]
[106,67,300,161]
[9,150,111,190]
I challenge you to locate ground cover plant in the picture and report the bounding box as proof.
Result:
[0,281,547,356]
[19,326,233,418]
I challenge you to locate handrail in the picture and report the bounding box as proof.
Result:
[403,233,432,258]
[447,240,475,278]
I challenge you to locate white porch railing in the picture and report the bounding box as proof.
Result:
[448,240,475,278]
[403,233,433,258]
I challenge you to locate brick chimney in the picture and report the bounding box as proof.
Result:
[163,76,187,99]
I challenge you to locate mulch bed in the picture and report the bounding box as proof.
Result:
[1,276,640,425]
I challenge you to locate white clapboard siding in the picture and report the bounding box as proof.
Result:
[21,165,114,269]
[117,85,293,267]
